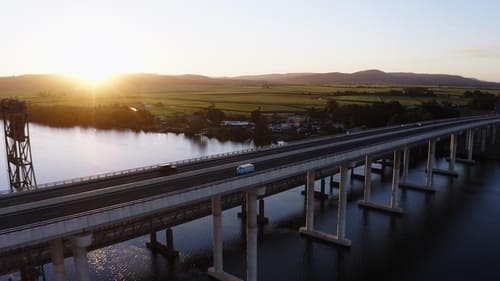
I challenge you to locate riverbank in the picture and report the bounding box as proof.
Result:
[22,96,490,146]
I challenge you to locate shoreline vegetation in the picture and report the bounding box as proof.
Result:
[20,87,499,146]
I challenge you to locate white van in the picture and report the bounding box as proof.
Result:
[236,163,255,175]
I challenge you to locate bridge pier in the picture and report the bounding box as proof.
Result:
[330,174,339,190]
[468,130,475,161]
[457,129,476,164]
[71,233,92,281]
[166,229,178,256]
[481,127,487,152]
[402,147,410,182]
[301,175,328,200]
[450,134,457,171]
[436,133,459,177]
[247,190,258,281]
[363,155,372,202]
[359,151,403,214]
[247,187,266,281]
[146,228,179,258]
[303,171,315,231]
[425,139,436,187]
[400,139,436,192]
[492,125,496,145]
[208,196,241,281]
[237,201,246,219]
[150,231,157,244]
[49,238,66,281]
[238,197,269,224]
[300,165,351,247]
[257,198,269,225]
[390,150,402,209]
[464,129,470,150]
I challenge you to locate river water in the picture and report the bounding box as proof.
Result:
[2,124,500,281]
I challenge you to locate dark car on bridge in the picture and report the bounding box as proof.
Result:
[159,164,177,175]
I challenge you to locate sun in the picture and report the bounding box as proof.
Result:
[62,49,122,85]
[71,67,115,85]
[54,28,129,85]
[59,52,121,86]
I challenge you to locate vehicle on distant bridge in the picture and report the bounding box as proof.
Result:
[236,163,255,175]
[159,164,177,175]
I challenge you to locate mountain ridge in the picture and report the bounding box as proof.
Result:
[235,69,497,87]
[0,70,498,95]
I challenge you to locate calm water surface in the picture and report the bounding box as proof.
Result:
[2,124,500,281]
[0,124,254,191]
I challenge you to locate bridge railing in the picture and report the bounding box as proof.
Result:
[36,146,266,189]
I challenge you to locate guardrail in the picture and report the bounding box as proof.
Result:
[36,146,266,189]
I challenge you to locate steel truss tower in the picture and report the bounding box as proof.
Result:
[1,99,37,192]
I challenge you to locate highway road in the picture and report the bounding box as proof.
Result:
[0,115,498,231]
[0,116,485,207]
[0,118,442,207]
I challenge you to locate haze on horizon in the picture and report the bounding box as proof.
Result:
[1,0,499,82]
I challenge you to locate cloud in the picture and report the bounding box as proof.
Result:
[460,45,500,58]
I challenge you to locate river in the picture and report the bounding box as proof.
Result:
[1,124,500,281]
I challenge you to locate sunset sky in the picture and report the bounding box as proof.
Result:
[1,0,499,81]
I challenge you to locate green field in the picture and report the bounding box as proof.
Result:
[15,84,499,117]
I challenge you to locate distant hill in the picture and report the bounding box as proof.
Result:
[0,74,255,95]
[237,69,500,88]
[0,70,499,95]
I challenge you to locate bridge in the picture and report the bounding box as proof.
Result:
[0,115,499,281]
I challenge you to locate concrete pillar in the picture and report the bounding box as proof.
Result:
[71,233,93,281]
[320,178,325,195]
[246,189,258,281]
[492,126,497,145]
[258,199,264,219]
[49,238,67,281]
[468,130,474,160]
[304,170,315,231]
[481,128,486,152]
[402,147,410,182]
[465,129,471,151]
[363,155,372,202]
[211,196,223,273]
[426,139,436,187]
[166,228,174,250]
[391,150,401,208]
[449,134,457,171]
[257,198,269,224]
[337,164,348,241]
[208,195,242,281]
[237,200,246,219]
[150,231,157,244]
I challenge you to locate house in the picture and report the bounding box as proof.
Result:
[220,121,250,127]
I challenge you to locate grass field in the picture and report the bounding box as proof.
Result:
[13,84,499,117]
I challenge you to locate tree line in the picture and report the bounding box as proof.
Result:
[323,100,460,128]
[27,104,157,131]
